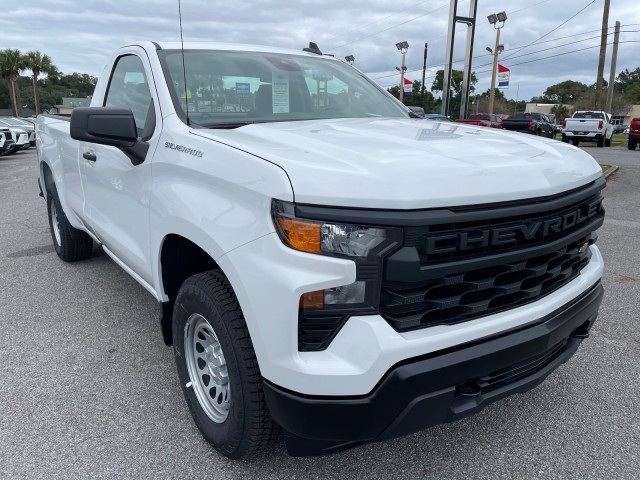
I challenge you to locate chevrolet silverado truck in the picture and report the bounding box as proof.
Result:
[502,112,555,138]
[36,42,605,459]
[628,117,640,150]
[455,113,503,128]
[562,111,613,147]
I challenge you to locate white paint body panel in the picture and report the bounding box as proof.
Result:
[36,42,605,397]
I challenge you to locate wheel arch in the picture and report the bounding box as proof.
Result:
[158,233,221,345]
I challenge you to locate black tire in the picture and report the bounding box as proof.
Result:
[629,139,637,150]
[562,134,568,143]
[605,137,611,147]
[173,270,280,459]
[46,185,93,262]
[572,139,580,146]
[597,137,604,148]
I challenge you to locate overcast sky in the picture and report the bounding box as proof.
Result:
[1,0,638,101]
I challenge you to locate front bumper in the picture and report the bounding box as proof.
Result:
[264,281,603,456]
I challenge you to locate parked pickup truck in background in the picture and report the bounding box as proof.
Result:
[455,113,503,128]
[627,117,640,150]
[36,41,605,459]
[562,111,613,148]
[502,112,555,137]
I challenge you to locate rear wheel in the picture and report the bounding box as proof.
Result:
[629,139,637,150]
[572,139,580,146]
[605,137,612,147]
[597,137,604,148]
[173,271,280,459]
[562,134,568,143]
[46,185,93,262]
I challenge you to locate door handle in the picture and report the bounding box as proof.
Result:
[83,152,97,162]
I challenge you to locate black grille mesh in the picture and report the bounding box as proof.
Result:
[380,236,593,331]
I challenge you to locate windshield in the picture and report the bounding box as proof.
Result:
[573,112,605,120]
[158,50,409,127]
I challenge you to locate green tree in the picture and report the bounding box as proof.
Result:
[615,67,640,104]
[543,80,589,104]
[24,51,58,115]
[431,69,478,119]
[0,49,26,116]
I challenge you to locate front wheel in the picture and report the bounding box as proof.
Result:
[629,139,637,150]
[46,185,93,262]
[172,271,280,459]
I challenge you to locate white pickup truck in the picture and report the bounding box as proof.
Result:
[562,110,614,147]
[37,41,605,458]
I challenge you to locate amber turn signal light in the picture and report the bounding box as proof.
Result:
[274,216,321,254]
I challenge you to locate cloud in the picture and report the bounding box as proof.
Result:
[0,0,637,101]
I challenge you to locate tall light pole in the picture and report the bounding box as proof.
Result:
[396,41,409,103]
[487,11,507,115]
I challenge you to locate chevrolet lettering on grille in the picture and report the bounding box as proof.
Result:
[424,197,603,255]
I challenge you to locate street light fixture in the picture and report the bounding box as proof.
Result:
[344,55,355,65]
[487,11,507,115]
[396,41,409,102]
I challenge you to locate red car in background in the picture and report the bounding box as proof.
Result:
[456,113,503,128]
[628,117,640,150]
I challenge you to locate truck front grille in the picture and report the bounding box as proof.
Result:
[381,179,604,332]
[380,235,594,331]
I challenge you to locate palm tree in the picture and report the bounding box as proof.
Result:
[24,51,58,115]
[0,49,25,116]
[551,103,570,125]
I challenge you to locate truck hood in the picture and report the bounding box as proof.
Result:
[194,118,602,209]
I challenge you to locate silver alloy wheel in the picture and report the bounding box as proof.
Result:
[50,200,61,247]
[184,313,230,423]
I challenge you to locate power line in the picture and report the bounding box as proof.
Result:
[501,0,598,61]
[367,26,639,82]
[375,40,639,89]
[325,1,451,52]
[322,0,436,45]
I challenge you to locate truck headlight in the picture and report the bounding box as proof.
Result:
[272,199,401,309]
[272,200,403,351]
[272,199,394,258]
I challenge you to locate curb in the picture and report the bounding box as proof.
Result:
[603,165,618,180]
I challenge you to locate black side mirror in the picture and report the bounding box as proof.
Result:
[70,107,148,165]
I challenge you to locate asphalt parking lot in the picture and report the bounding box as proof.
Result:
[1,144,639,479]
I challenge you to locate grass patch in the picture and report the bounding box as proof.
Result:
[601,164,613,176]
[610,134,628,147]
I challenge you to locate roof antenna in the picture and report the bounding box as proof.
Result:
[303,42,323,55]
[178,0,190,125]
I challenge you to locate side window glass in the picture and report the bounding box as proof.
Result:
[104,55,154,137]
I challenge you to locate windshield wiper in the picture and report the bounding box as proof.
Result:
[205,121,258,129]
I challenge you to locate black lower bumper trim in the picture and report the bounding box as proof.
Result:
[263,282,603,456]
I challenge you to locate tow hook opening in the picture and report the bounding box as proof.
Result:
[456,380,482,397]
[571,315,597,339]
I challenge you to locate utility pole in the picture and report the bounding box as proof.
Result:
[399,51,407,103]
[421,43,428,105]
[595,0,610,110]
[488,28,501,115]
[606,21,620,114]
[487,11,507,115]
